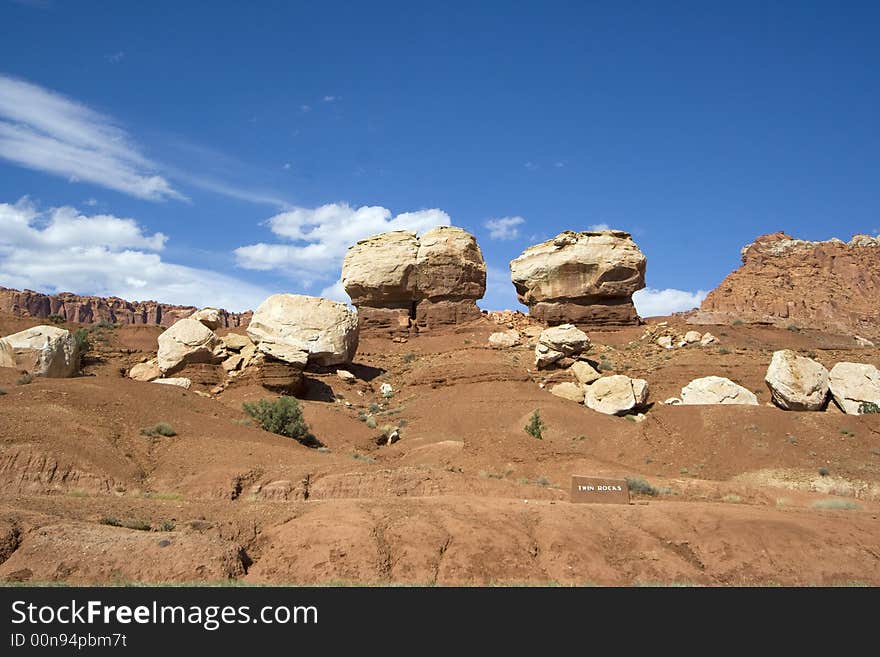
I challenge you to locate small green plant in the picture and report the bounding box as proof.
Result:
[351,453,376,463]
[811,499,861,511]
[818,467,830,477]
[717,347,731,355]
[243,396,317,446]
[365,416,378,429]
[94,320,117,330]
[47,313,65,324]
[100,517,122,527]
[840,428,854,437]
[524,410,545,440]
[368,402,381,413]
[535,475,551,487]
[721,494,743,504]
[403,352,416,363]
[158,520,176,532]
[786,324,800,332]
[16,373,33,385]
[140,422,177,437]
[73,328,90,356]
[731,319,744,326]
[625,477,658,496]
[858,401,880,414]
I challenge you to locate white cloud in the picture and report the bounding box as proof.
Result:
[587,223,611,231]
[478,264,520,311]
[282,162,291,170]
[633,288,707,317]
[0,199,269,311]
[105,51,125,64]
[554,161,565,168]
[322,96,338,102]
[485,216,525,240]
[300,104,311,113]
[319,279,349,304]
[0,75,183,201]
[235,203,451,286]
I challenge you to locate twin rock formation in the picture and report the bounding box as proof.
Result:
[342,226,646,331]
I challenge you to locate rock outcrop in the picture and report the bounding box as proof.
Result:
[247,294,358,367]
[510,230,646,325]
[2,325,80,377]
[0,338,14,369]
[688,233,880,338]
[0,286,251,328]
[157,319,220,374]
[680,376,758,406]
[534,324,591,368]
[341,226,486,332]
[828,362,880,415]
[584,375,649,415]
[764,350,829,411]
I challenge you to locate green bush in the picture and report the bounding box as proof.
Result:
[47,313,65,324]
[403,352,416,363]
[243,396,317,446]
[524,410,545,440]
[73,328,90,356]
[140,422,177,437]
[859,401,879,414]
[626,477,658,496]
[16,373,32,386]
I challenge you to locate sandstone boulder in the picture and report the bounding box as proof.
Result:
[700,332,717,346]
[247,294,358,367]
[584,375,649,415]
[0,338,14,369]
[656,336,673,349]
[258,358,305,394]
[570,360,601,385]
[157,318,219,373]
[684,330,702,344]
[189,307,222,330]
[336,369,356,384]
[220,333,252,351]
[2,325,80,377]
[764,350,829,411]
[550,382,585,403]
[152,377,192,389]
[488,330,520,348]
[828,362,880,415]
[510,230,646,325]
[129,360,161,382]
[681,376,758,405]
[341,226,486,331]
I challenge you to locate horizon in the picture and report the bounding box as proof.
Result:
[2,1,879,314]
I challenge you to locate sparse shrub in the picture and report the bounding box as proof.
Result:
[100,517,122,527]
[365,416,377,429]
[731,319,744,326]
[811,499,861,511]
[717,347,731,355]
[818,467,830,477]
[351,453,376,463]
[859,401,880,414]
[123,520,152,531]
[242,396,316,445]
[16,373,32,385]
[625,477,658,496]
[721,494,742,504]
[524,410,545,440]
[94,320,116,330]
[535,476,551,487]
[47,313,65,324]
[236,418,252,426]
[158,520,176,532]
[140,422,177,437]
[0,388,6,396]
[73,328,90,359]
[786,324,800,332]
[403,352,416,363]
[368,402,381,413]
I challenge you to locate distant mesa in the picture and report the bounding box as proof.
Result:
[0,286,251,328]
[510,230,646,326]
[688,232,880,338]
[341,226,487,333]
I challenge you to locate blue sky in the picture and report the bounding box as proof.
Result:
[1,1,878,313]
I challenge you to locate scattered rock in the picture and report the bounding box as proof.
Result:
[258,357,306,394]
[510,230,646,325]
[680,376,758,405]
[380,382,394,398]
[189,307,222,330]
[854,335,875,347]
[2,325,80,377]
[684,330,702,344]
[534,324,590,368]
[220,333,252,351]
[550,382,585,403]
[569,360,601,385]
[584,375,649,415]
[664,397,682,405]
[656,336,673,349]
[152,377,192,390]
[828,362,880,415]
[221,354,245,373]
[0,338,15,369]
[128,360,161,382]
[488,330,520,348]
[157,318,219,374]
[700,332,717,346]
[337,369,356,384]
[247,294,358,367]
[534,343,564,369]
[764,349,829,411]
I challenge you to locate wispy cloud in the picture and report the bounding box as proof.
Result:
[322,95,338,102]
[105,51,125,64]
[0,198,268,311]
[0,75,183,201]
[485,216,525,240]
[632,288,708,317]
[587,223,611,231]
[523,161,537,170]
[300,104,311,113]
[235,203,451,287]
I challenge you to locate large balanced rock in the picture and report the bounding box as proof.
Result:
[341,226,486,331]
[2,325,80,377]
[585,375,649,415]
[689,232,880,339]
[764,350,829,411]
[534,324,590,368]
[510,230,646,325]
[247,294,358,367]
[681,376,758,405]
[189,307,222,330]
[828,362,880,415]
[157,318,220,373]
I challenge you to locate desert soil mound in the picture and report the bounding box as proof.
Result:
[0,311,878,586]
